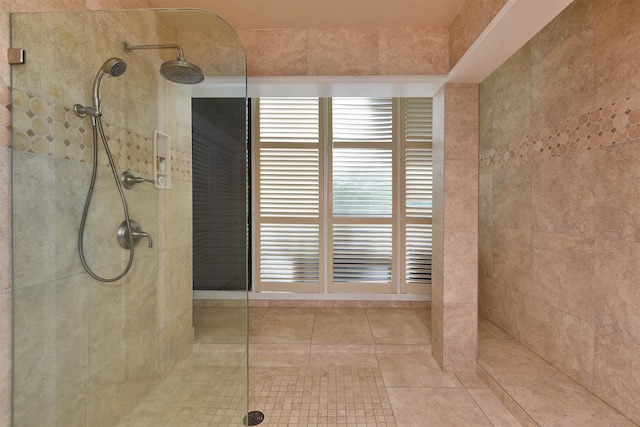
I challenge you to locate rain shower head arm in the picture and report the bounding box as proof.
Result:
[121,41,204,84]
[122,41,185,59]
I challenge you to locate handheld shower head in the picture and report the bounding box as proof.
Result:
[75,57,128,120]
[92,57,127,114]
[101,57,127,77]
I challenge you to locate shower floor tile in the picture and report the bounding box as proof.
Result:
[117,351,248,427]
[249,366,397,426]
[119,304,525,427]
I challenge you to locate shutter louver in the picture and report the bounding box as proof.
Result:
[259,147,319,218]
[332,148,393,217]
[332,98,393,143]
[406,224,432,285]
[259,97,319,143]
[333,224,392,284]
[402,98,433,290]
[404,98,432,143]
[405,148,433,217]
[260,224,320,282]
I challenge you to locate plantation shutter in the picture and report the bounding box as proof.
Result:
[254,98,322,292]
[253,96,433,295]
[401,98,433,293]
[329,98,395,293]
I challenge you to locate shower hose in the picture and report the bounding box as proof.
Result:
[78,116,135,282]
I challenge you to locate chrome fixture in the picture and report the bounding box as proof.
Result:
[117,220,153,249]
[76,58,152,283]
[122,41,205,84]
[74,57,127,120]
[121,170,154,189]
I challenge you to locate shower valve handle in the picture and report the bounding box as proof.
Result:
[121,171,155,189]
[131,229,153,248]
[117,220,153,249]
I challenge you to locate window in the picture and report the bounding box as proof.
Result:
[252,97,432,295]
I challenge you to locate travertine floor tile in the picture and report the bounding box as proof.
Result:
[122,305,522,426]
[413,307,432,329]
[387,387,493,427]
[248,307,268,331]
[493,373,637,426]
[118,351,247,427]
[308,352,379,368]
[467,388,522,427]
[479,316,512,340]
[377,353,462,388]
[312,307,374,345]
[194,307,247,344]
[249,343,310,367]
[250,307,316,344]
[456,372,489,389]
[366,308,431,345]
[250,366,396,427]
[479,336,560,375]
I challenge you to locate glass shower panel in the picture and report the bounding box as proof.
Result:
[11,9,247,427]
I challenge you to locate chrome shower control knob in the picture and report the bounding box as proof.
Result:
[117,220,153,249]
[120,171,154,189]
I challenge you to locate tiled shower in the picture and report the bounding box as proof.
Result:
[1,0,640,426]
[7,8,247,426]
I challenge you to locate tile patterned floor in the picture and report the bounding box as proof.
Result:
[118,304,638,426]
[119,303,522,427]
[247,303,520,427]
[249,366,395,426]
[118,346,248,427]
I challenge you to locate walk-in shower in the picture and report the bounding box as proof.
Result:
[75,40,204,282]
[11,8,248,427]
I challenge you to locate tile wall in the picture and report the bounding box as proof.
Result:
[3,5,199,426]
[432,83,479,373]
[479,0,640,423]
[448,0,508,69]
[237,27,449,76]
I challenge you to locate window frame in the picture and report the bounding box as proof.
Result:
[251,97,431,295]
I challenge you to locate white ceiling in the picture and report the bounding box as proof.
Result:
[150,0,467,30]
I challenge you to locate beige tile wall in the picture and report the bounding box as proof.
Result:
[448,0,508,69]
[432,83,479,373]
[0,3,207,426]
[479,0,640,423]
[238,26,449,76]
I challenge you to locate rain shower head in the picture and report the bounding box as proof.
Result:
[122,41,205,84]
[160,57,205,85]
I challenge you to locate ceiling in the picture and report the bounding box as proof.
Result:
[150,0,467,30]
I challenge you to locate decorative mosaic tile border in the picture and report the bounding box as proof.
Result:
[1,84,10,148]
[10,90,191,181]
[480,92,640,173]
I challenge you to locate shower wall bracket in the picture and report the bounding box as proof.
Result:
[7,48,25,64]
